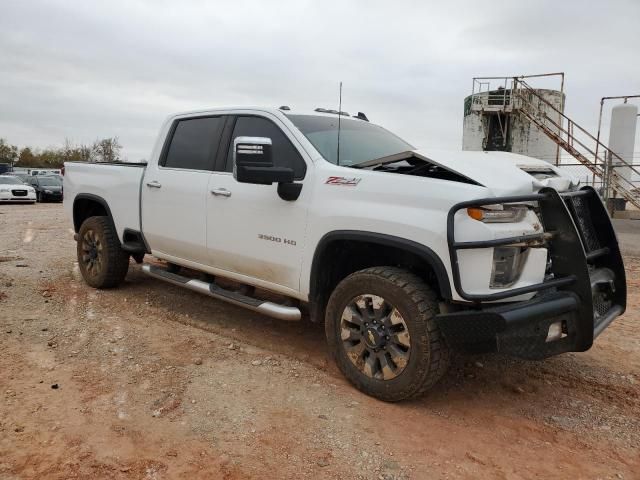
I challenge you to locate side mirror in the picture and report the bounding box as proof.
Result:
[233,136,294,185]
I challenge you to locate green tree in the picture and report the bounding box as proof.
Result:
[0,138,19,166]
[38,148,61,168]
[5,137,122,168]
[92,137,122,162]
[61,139,92,163]
[17,147,37,167]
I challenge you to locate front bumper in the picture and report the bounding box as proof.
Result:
[437,187,626,360]
[0,190,36,202]
[40,191,63,201]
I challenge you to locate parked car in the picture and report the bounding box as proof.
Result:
[29,168,62,176]
[10,172,32,183]
[0,175,36,203]
[63,107,626,401]
[28,175,63,202]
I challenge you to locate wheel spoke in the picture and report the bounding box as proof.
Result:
[341,326,361,342]
[341,304,364,327]
[392,329,411,349]
[387,344,409,370]
[388,308,405,326]
[354,296,374,320]
[363,353,377,378]
[371,296,391,322]
[379,352,398,380]
[344,339,367,361]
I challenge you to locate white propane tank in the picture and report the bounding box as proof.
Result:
[608,103,638,186]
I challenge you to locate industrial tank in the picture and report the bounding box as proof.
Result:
[608,103,638,186]
[462,88,565,164]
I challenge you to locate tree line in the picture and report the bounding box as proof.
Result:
[0,137,123,168]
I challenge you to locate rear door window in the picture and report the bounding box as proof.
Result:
[163,117,224,171]
[225,116,306,179]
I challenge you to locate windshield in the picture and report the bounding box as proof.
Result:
[0,176,26,185]
[286,114,413,167]
[38,177,61,186]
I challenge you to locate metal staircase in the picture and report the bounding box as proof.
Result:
[512,79,640,209]
[469,76,640,209]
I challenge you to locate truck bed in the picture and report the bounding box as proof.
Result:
[63,161,146,243]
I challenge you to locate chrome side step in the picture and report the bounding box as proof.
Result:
[142,264,301,321]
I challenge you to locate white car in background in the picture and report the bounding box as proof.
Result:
[0,175,37,203]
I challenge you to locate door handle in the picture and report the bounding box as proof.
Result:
[146,181,162,188]
[210,188,232,197]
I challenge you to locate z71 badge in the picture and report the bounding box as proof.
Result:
[325,176,361,186]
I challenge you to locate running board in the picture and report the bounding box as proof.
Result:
[142,264,301,321]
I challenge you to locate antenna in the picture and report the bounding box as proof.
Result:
[337,81,342,166]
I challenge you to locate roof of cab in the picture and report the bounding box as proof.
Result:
[168,106,368,121]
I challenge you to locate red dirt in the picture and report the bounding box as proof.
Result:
[1,203,638,479]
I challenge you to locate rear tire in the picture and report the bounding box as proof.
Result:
[77,216,130,289]
[325,266,450,402]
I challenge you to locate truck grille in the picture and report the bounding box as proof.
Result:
[12,189,27,197]
[564,195,600,252]
[593,292,613,318]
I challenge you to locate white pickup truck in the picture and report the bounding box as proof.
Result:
[64,107,626,401]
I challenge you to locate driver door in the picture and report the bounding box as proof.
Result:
[205,114,311,294]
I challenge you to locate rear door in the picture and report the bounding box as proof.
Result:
[205,114,311,293]
[141,115,225,265]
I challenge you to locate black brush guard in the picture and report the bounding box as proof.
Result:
[436,186,626,359]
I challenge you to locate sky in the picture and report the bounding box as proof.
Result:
[1,0,639,161]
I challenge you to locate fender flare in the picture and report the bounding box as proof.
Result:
[73,193,150,254]
[309,230,452,300]
[72,193,115,232]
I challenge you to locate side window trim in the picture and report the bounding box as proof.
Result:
[213,116,237,173]
[223,114,308,180]
[158,120,179,168]
[159,115,226,172]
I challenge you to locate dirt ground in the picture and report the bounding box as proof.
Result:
[1,203,639,480]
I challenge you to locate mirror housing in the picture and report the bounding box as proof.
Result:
[233,136,294,185]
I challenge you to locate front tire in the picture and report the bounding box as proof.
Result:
[77,216,130,288]
[325,267,450,402]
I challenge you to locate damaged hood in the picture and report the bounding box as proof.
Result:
[414,149,575,196]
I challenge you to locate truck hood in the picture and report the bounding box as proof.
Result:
[415,149,574,197]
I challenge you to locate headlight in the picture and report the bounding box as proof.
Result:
[467,204,528,223]
[491,247,527,288]
[0,188,9,193]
